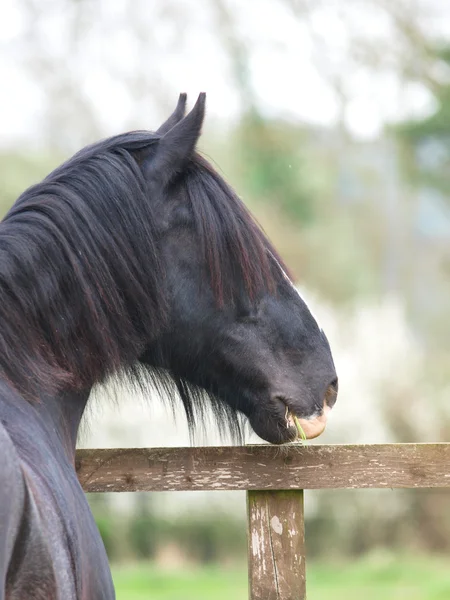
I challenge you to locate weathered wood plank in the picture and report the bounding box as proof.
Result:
[75,443,450,493]
[247,490,305,600]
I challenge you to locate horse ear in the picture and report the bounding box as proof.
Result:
[144,92,206,187]
[156,93,187,135]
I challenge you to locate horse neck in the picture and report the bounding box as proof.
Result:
[38,389,91,464]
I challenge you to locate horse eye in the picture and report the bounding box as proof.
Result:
[239,315,258,324]
[237,304,260,324]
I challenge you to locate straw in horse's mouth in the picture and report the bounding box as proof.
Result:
[284,405,307,442]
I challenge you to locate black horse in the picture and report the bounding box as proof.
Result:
[0,94,337,599]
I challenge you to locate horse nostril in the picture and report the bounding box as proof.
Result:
[324,379,338,409]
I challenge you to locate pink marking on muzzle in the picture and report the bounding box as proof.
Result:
[296,404,331,440]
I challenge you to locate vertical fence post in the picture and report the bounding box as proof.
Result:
[247,490,306,600]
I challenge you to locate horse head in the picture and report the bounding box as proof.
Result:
[139,94,338,444]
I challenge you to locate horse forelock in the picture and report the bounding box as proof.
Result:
[186,154,289,306]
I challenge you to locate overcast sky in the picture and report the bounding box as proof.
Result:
[0,0,449,147]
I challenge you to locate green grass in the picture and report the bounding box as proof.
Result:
[112,564,246,600]
[112,555,450,600]
[308,555,450,600]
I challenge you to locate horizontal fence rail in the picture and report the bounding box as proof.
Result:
[76,443,450,493]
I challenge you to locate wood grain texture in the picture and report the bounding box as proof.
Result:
[75,443,450,493]
[247,490,305,600]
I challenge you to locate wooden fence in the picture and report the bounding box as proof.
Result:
[76,444,450,600]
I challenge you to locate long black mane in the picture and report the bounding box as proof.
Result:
[0,130,287,436]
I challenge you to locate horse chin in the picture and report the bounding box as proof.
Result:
[247,413,297,445]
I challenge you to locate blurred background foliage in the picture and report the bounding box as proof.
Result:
[2,0,450,597]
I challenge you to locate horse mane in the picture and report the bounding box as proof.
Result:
[0,130,288,437]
